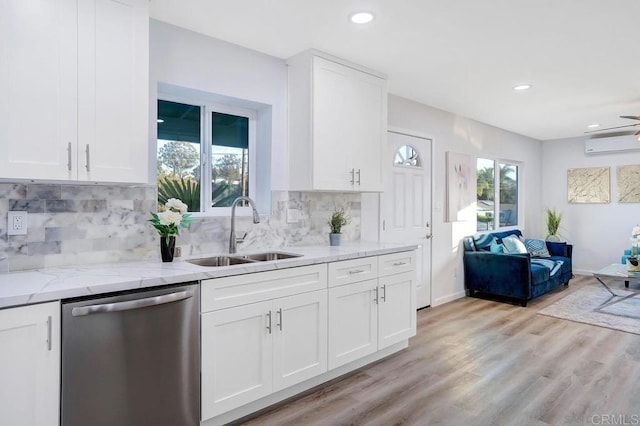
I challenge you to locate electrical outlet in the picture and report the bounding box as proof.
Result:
[287,208,299,224]
[7,211,28,236]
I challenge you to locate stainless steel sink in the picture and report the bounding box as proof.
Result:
[186,255,256,267]
[237,251,303,262]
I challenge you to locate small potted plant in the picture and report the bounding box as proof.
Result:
[149,198,193,262]
[328,207,349,246]
[628,225,640,272]
[545,208,562,242]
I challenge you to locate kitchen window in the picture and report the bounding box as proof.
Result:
[157,98,256,213]
[476,158,520,231]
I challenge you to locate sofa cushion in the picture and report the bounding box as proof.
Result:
[502,235,528,254]
[530,262,551,285]
[524,238,551,257]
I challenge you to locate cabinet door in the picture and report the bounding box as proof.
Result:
[273,290,327,391]
[201,301,273,421]
[78,0,149,183]
[328,279,378,370]
[0,302,60,426]
[312,57,386,191]
[0,0,77,180]
[378,271,416,349]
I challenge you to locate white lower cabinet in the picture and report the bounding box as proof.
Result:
[200,252,416,423]
[328,279,378,369]
[328,253,417,370]
[0,302,60,426]
[201,287,327,421]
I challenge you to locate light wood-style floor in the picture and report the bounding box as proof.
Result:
[234,275,640,426]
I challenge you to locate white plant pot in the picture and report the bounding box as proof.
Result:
[329,233,341,246]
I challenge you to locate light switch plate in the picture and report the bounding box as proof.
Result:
[8,211,28,235]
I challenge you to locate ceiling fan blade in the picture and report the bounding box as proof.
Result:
[584,123,640,134]
[620,115,640,120]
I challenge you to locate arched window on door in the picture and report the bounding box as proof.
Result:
[394,144,422,167]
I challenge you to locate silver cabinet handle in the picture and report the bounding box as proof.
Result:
[348,269,365,275]
[392,261,407,266]
[381,284,387,303]
[85,144,90,172]
[276,308,283,331]
[46,316,52,351]
[71,290,193,317]
[350,168,355,185]
[67,142,72,171]
[266,311,272,334]
[373,287,379,304]
[356,169,361,185]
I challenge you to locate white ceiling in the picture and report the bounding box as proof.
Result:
[150,0,640,141]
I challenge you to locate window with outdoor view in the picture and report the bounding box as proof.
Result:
[157,99,254,213]
[476,158,520,231]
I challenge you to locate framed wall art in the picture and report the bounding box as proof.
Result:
[617,164,640,203]
[567,166,610,204]
[446,151,476,221]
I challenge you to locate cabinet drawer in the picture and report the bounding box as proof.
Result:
[378,251,416,277]
[328,256,378,288]
[201,264,327,312]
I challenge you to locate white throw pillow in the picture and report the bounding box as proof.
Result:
[502,235,528,254]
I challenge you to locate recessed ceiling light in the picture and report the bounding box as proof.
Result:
[157,119,165,123]
[513,84,532,91]
[349,12,374,24]
[587,124,600,129]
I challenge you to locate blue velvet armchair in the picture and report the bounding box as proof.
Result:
[463,229,573,307]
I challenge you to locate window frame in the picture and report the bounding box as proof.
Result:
[476,157,523,232]
[157,93,257,217]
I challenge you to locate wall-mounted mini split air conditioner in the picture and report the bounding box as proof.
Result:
[585,134,640,154]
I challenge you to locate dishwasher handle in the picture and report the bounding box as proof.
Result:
[71,290,194,317]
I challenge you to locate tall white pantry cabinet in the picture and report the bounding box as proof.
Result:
[0,302,61,426]
[0,0,149,183]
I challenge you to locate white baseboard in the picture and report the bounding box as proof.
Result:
[433,290,466,306]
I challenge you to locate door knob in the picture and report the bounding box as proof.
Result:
[425,234,432,239]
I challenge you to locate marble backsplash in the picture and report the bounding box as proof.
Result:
[0,183,361,272]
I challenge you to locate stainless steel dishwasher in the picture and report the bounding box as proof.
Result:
[61,283,200,426]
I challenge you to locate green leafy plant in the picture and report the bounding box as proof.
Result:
[328,207,349,234]
[157,176,240,210]
[545,208,562,236]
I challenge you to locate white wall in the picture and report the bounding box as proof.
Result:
[385,95,543,306]
[541,137,640,274]
[149,19,288,192]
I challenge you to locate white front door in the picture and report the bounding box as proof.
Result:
[381,131,432,308]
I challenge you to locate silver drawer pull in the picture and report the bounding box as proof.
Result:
[85,144,90,172]
[46,316,52,351]
[72,290,193,316]
[276,308,283,331]
[349,269,365,275]
[392,261,407,266]
[373,287,379,304]
[381,284,387,302]
[266,311,272,334]
[67,142,72,171]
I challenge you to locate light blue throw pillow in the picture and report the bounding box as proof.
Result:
[490,238,504,253]
[502,235,528,254]
[524,238,551,257]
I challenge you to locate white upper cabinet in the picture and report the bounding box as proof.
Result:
[78,0,149,183]
[0,0,78,180]
[0,0,149,183]
[288,50,387,192]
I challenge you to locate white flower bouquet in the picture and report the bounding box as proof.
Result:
[149,198,193,241]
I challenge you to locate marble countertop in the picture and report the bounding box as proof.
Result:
[0,242,418,309]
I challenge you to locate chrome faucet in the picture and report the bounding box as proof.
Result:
[229,196,260,253]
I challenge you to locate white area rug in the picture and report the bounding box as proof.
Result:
[538,283,640,335]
